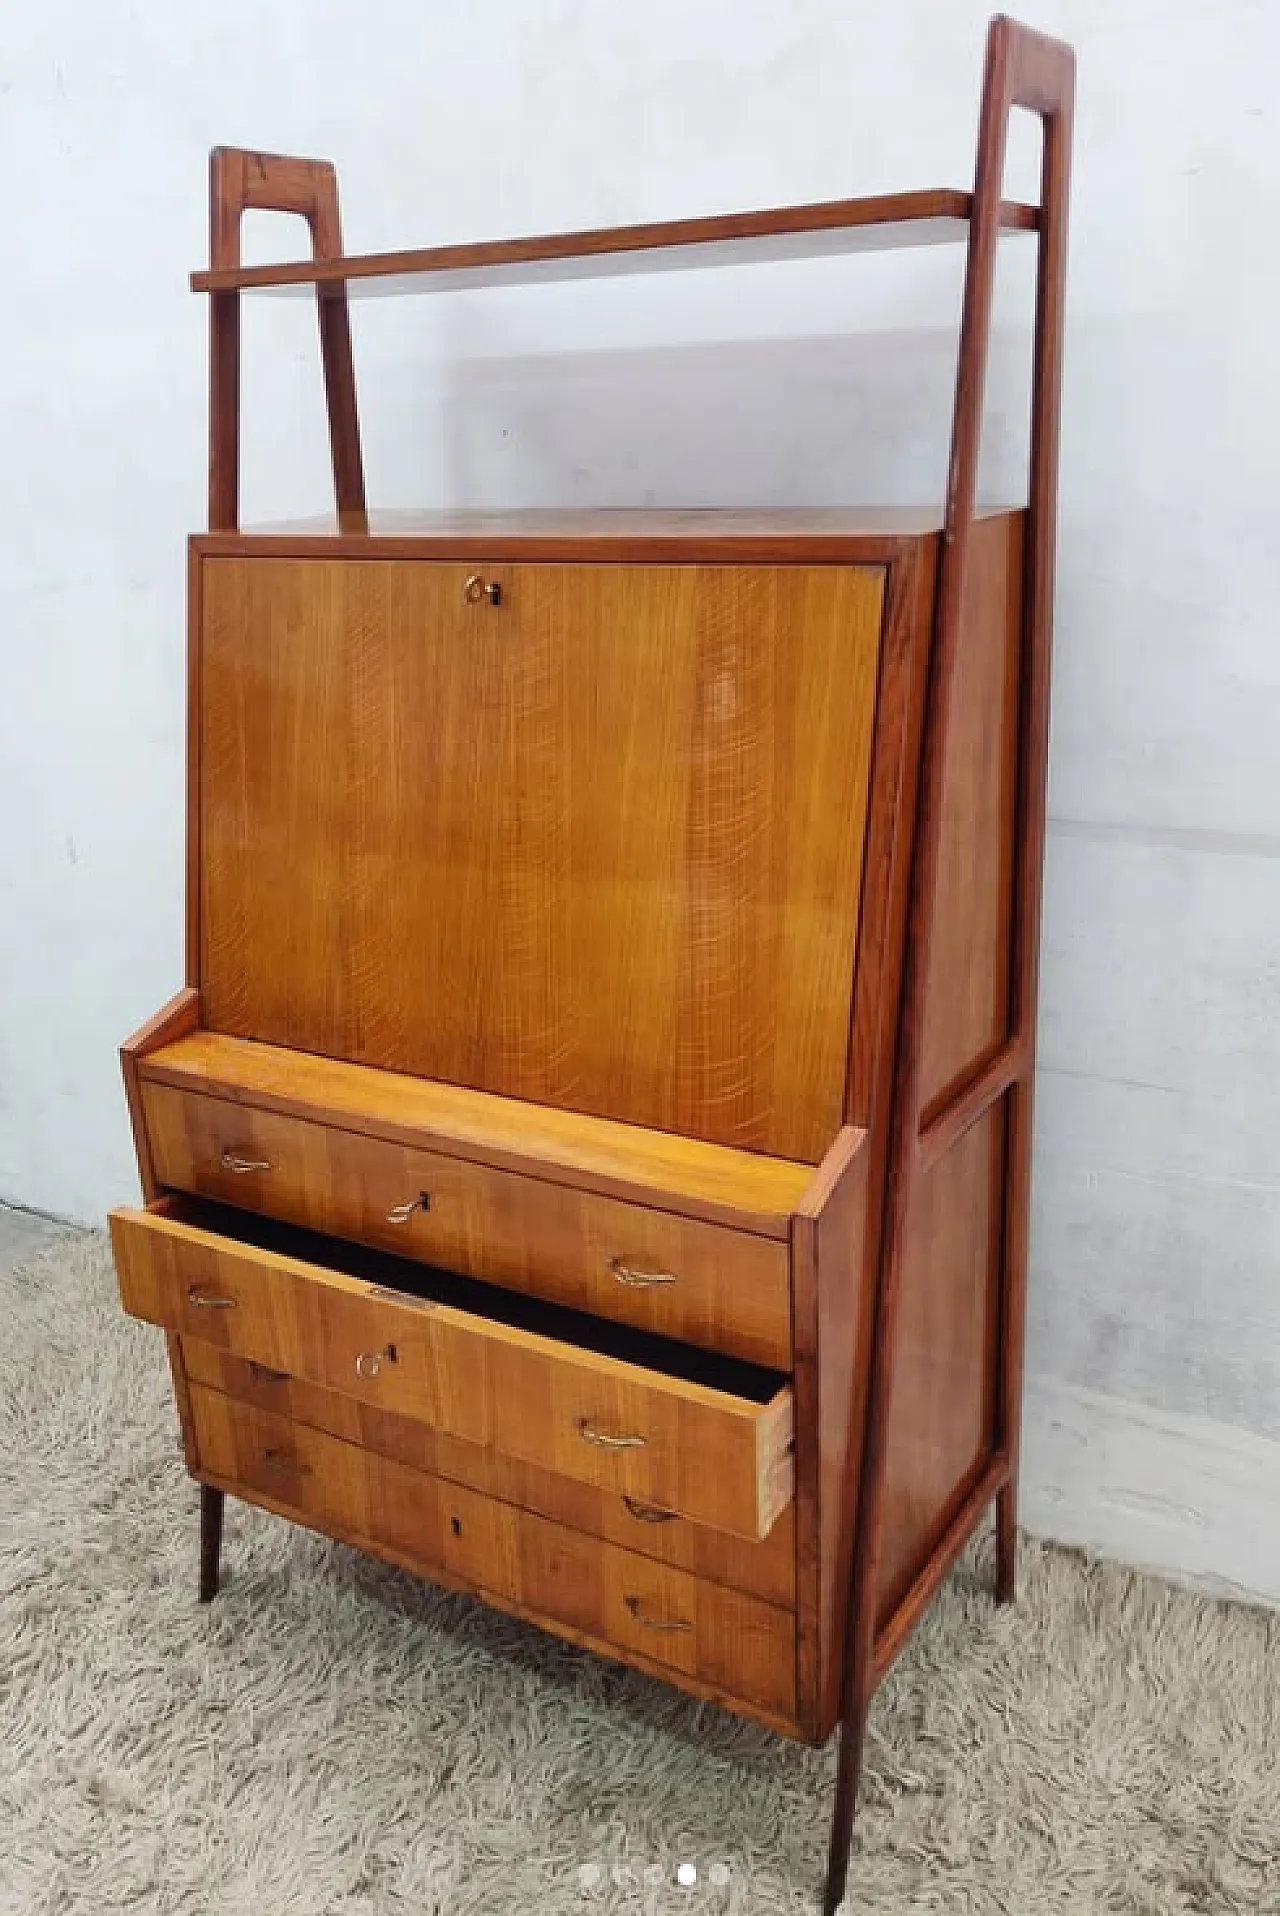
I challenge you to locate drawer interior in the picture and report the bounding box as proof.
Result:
[158,1194,789,1406]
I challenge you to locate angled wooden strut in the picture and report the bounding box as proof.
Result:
[207,148,367,533]
[824,16,1074,1913]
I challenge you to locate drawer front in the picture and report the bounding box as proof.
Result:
[143,1083,791,1369]
[182,1339,795,1609]
[191,1383,795,1724]
[113,1202,793,1541]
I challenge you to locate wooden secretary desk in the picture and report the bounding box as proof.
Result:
[109,17,1073,1909]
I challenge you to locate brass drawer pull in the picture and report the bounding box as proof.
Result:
[622,1496,677,1525]
[608,1256,677,1289]
[262,1448,311,1478]
[187,1287,236,1310]
[624,1595,693,1633]
[577,1418,646,1451]
[386,1192,431,1224]
[220,1149,271,1174]
[355,1345,397,1380]
[247,1361,289,1384]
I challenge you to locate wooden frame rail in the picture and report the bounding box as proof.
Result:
[207,148,366,534]
[824,15,1074,1913]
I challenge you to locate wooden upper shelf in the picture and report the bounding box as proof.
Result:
[192,188,1039,298]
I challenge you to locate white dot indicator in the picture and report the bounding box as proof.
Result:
[710,1863,731,1886]
[677,1862,697,1887]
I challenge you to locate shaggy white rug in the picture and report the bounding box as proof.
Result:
[1,1228,1276,1915]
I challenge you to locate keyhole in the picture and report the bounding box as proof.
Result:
[450,1516,463,1538]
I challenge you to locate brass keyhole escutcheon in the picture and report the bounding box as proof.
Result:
[386,1191,431,1225]
[354,1343,398,1380]
[463,574,502,606]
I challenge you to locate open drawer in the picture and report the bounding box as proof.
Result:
[109,1196,794,1542]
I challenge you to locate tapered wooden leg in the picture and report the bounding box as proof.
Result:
[995,1481,1018,1603]
[199,1485,225,1603]
[824,1688,871,1916]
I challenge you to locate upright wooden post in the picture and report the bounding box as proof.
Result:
[823,17,1074,1912]
[207,148,367,533]
[993,23,1074,1607]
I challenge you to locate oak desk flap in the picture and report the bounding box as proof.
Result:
[195,557,885,1161]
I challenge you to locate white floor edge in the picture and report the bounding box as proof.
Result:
[1021,1373,1280,1611]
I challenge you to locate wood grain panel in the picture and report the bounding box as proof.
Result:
[138,1030,814,1234]
[197,558,884,1162]
[918,511,1024,1116]
[875,1106,1003,1622]
[191,1383,795,1722]
[182,1340,795,1607]
[111,1198,793,1540]
[144,1082,791,1367]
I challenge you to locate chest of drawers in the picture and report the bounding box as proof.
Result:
[110,18,1073,1909]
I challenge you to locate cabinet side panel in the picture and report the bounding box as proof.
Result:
[813,1137,874,1737]
[875,1102,1004,1621]
[119,988,206,1474]
[186,542,203,990]
[197,557,884,1162]
[803,543,935,1739]
[917,512,1024,1115]
[874,511,1023,1622]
